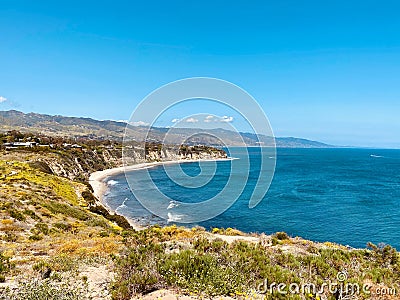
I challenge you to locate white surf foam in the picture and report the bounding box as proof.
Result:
[167,201,180,209]
[115,197,129,213]
[107,180,118,186]
[167,212,184,222]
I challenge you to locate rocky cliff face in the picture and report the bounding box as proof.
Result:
[122,145,227,166]
[36,148,122,181]
[7,145,227,182]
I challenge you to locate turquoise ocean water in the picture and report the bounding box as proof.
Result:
[104,148,400,249]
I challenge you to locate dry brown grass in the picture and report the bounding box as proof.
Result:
[56,234,123,256]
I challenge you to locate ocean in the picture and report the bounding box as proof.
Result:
[103,148,400,249]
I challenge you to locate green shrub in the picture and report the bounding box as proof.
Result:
[3,232,18,242]
[159,249,245,296]
[48,255,78,273]
[367,242,398,267]
[33,260,50,273]
[89,205,131,229]
[271,237,279,246]
[28,161,53,174]
[112,229,298,299]
[274,231,289,240]
[23,209,42,221]
[84,216,109,228]
[81,190,96,205]
[0,252,14,277]
[111,242,164,299]
[9,209,26,221]
[1,278,89,300]
[28,234,43,241]
[110,214,131,230]
[89,204,109,216]
[34,222,49,235]
[53,222,72,232]
[43,201,90,221]
[99,230,109,237]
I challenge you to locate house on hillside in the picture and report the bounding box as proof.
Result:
[3,142,38,149]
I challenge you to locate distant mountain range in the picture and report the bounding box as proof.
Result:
[0,110,334,148]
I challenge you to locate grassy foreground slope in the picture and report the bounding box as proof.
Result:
[0,151,125,299]
[0,150,399,299]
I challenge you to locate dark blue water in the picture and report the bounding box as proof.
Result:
[104,148,400,249]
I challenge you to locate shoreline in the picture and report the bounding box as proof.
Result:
[88,157,235,229]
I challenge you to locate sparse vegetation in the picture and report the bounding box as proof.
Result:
[0,251,14,283]
[43,200,90,221]
[1,278,90,300]
[109,226,400,300]
[0,134,399,300]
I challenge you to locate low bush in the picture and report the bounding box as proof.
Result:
[0,278,89,300]
[53,222,72,232]
[23,209,42,221]
[9,209,26,221]
[43,201,90,221]
[89,205,131,230]
[33,222,49,235]
[111,242,164,298]
[367,242,399,267]
[99,230,109,237]
[274,231,289,240]
[81,190,96,206]
[112,229,300,299]
[84,216,109,228]
[111,227,400,299]
[28,234,43,241]
[28,161,53,175]
[3,232,18,242]
[0,252,14,279]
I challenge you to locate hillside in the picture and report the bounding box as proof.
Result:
[0,141,399,299]
[0,110,126,140]
[0,110,333,148]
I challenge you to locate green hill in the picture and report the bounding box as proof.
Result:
[0,110,333,148]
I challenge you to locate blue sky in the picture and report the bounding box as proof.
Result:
[1,0,400,147]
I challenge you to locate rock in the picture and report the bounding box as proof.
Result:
[41,267,52,279]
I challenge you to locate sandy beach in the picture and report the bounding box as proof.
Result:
[89,157,235,228]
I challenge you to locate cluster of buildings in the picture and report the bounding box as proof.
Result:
[2,141,82,151]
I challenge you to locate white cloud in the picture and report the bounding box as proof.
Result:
[185,117,199,123]
[220,116,234,123]
[0,96,7,103]
[171,118,180,123]
[203,115,234,123]
[129,120,150,126]
[204,115,214,123]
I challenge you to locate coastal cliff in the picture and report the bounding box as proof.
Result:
[0,135,399,300]
[0,130,227,182]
